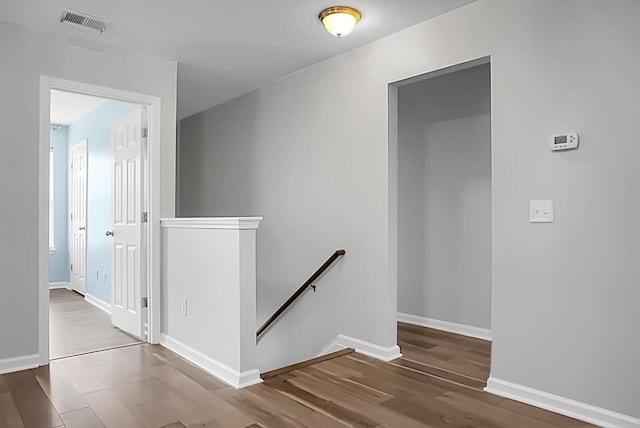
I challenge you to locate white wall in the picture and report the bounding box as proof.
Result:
[0,21,176,366]
[398,64,491,331]
[178,0,640,421]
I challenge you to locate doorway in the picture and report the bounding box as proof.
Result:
[40,77,162,364]
[391,58,492,341]
[49,90,147,359]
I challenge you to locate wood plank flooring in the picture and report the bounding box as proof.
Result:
[50,289,141,359]
[1,322,594,427]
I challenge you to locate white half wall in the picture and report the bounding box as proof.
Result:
[160,217,262,388]
[177,0,640,421]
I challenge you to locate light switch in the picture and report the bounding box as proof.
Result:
[530,200,554,223]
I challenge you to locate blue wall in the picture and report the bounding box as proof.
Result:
[49,126,70,283]
[67,101,138,303]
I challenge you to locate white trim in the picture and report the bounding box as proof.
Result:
[387,82,401,361]
[0,354,40,375]
[39,76,163,365]
[160,334,262,389]
[39,80,51,366]
[398,312,492,341]
[49,145,55,249]
[84,294,112,314]
[49,282,71,290]
[318,334,402,362]
[160,217,263,230]
[388,57,494,391]
[146,98,162,345]
[486,377,640,428]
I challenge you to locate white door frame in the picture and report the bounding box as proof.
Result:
[38,76,162,365]
[387,56,492,346]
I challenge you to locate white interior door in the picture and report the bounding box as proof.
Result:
[110,107,147,339]
[70,140,87,295]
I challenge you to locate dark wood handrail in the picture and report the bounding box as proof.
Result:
[257,249,346,338]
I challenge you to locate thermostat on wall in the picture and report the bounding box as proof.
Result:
[550,133,579,151]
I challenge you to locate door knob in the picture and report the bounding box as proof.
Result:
[105,230,114,237]
[79,226,85,230]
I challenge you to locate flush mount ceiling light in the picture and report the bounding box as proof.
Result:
[319,6,361,38]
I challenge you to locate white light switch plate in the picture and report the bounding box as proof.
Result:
[530,200,554,223]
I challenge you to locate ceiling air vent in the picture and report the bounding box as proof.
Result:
[60,9,109,33]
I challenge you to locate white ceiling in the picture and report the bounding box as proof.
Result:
[50,90,106,125]
[1,0,475,120]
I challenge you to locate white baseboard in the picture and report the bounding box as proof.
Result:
[0,354,40,375]
[486,377,640,428]
[84,294,112,314]
[398,312,492,341]
[160,334,262,389]
[49,282,71,290]
[319,334,402,362]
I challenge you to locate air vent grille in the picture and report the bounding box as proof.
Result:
[60,9,108,33]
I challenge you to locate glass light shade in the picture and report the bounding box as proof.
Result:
[319,7,361,38]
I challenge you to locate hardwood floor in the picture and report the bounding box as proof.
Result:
[50,289,141,359]
[396,322,491,387]
[0,322,593,427]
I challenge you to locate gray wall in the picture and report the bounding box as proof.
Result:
[0,21,177,363]
[398,64,491,330]
[179,67,379,371]
[178,0,639,418]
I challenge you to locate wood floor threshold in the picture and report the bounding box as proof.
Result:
[50,340,144,361]
[261,348,355,379]
[388,360,487,392]
[400,356,486,382]
[396,356,488,391]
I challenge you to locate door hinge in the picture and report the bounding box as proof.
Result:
[141,127,148,138]
[141,211,148,223]
[141,297,148,308]
[70,263,73,272]
[70,212,73,220]
[70,161,73,170]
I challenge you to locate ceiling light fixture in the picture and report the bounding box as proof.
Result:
[319,6,361,38]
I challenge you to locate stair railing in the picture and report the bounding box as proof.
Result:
[256,249,346,339]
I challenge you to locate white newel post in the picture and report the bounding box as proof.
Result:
[160,217,263,388]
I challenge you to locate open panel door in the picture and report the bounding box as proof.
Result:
[109,107,147,339]
[69,140,87,295]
